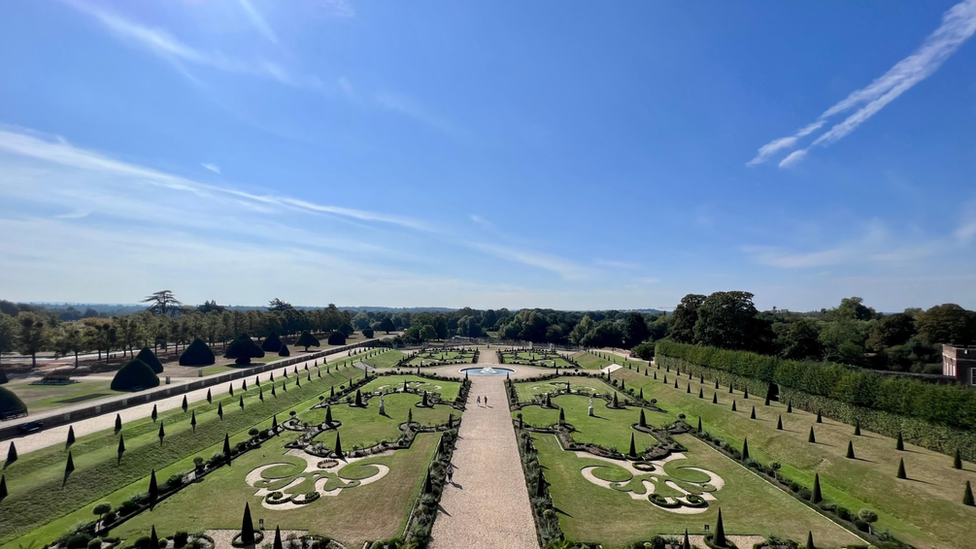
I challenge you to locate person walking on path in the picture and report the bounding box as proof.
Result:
[447,463,455,484]
[484,396,488,407]
[477,396,481,406]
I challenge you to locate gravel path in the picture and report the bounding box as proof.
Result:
[430,355,538,549]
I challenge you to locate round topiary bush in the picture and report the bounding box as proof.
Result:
[224,333,265,365]
[684,494,708,508]
[362,327,375,338]
[110,359,160,391]
[261,332,284,352]
[134,347,164,374]
[179,338,215,366]
[327,332,346,345]
[0,385,27,418]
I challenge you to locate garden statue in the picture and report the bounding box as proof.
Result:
[588,397,594,417]
[379,395,385,415]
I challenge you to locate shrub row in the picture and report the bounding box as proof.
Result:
[657,340,976,459]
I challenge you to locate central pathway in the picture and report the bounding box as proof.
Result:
[429,355,538,549]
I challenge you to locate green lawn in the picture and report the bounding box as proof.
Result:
[0,364,366,547]
[612,367,976,549]
[113,433,440,548]
[534,433,864,548]
[404,350,475,366]
[511,376,617,403]
[4,378,124,412]
[500,351,576,368]
[363,349,406,369]
[297,391,457,450]
[359,375,461,402]
[572,352,612,370]
[515,394,666,452]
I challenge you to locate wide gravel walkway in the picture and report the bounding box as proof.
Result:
[429,355,538,549]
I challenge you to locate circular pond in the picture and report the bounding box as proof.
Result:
[460,366,515,376]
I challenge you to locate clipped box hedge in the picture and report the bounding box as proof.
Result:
[656,340,976,460]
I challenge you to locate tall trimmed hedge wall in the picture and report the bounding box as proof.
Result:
[656,340,976,459]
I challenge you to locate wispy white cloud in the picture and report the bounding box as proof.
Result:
[202,163,221,174]
[742,221,947,268]
[235,0,278,44]
[749,0,976,168]
[469,215,495,230]
[375,91,459,137]
[467,242,592,281]
[0,126,427,232]
[594,259,642,270]
[61,0,322,89]
[313,0,355,19]
[956,199,976,242]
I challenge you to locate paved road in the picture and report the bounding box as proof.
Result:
[429,354,538,549]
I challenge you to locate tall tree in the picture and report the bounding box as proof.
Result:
[142,291,182,317]
[622,312,651,348]
[669,294,706,343]
[916,304,976,346]
[17,312,48,369]
[0,314,19,369]
[693,291,771,352]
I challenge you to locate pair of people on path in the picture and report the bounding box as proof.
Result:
[476,395,489,406]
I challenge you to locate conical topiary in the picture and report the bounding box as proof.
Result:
[854,420,861,436]
[325,406,333,424]
[712,393,717,404]
[846,441,855,459]
[787,400,792,413]
[190,411,197,431]
[5,441,16,465]
[896,432,905,451]
[713,507,726,547]
[151,405,158,423]
[697,416,702,432]
[777,415,783,430]
[181,395,188,413]
[639,409,647,428]
[816,410,822,423]
[150,526,159,549]
[273,527,283,549]
[218,402,224,420]
[955,448,963,470]
[223,433,232,464]
[157,421,165,444]
[742,438,750,460]
[897,458,906,479]
[806,531,815,549]
[117,434,126,463]
[110,359,160,391]
[732,400,737,412]
[261,332,284,352]
[812,473,822,503]
[333,431,344,458]
[808,426,816,443]
[964,480,974,506]
[629,433,637,457]
[66,425,75,448]
[179,338,216,366]
[148,469,158,500]
[135,347,164,374]
[225,333,265,365]
[115,413,122,433]
[750,406,756,419]
[240,502,255,545]
[0,474,6,500]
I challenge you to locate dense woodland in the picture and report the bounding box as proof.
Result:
[1,291,975,376]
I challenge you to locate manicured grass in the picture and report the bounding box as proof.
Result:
[515,394,665,452]
[533,433,864,548]
[572,352,612,370]
[363,349,406,369]
[114,433,440,549]
[501,351,576,368]
[511,375,616,403]
[0,364,364,545]
[613,367,976,549]
[360,375,461,402]
[297,392,457,450]
[405,350,475,366]
[5,378,123,412]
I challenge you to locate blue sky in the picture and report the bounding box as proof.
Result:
[1,0,975,311]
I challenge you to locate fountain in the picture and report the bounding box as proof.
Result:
[460,366,514,376]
